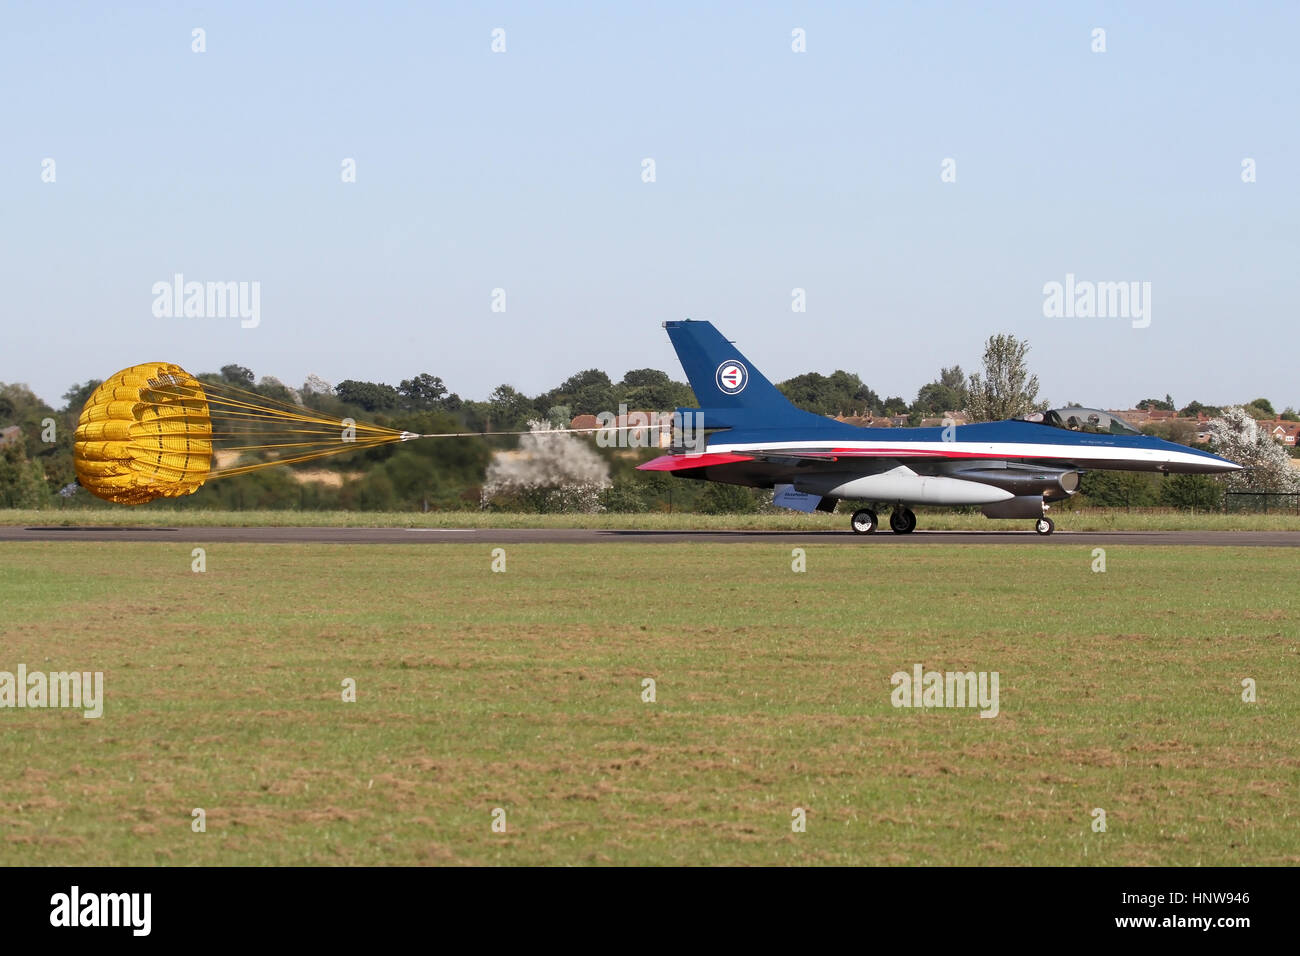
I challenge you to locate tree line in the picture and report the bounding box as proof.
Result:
[1,334,1294,511]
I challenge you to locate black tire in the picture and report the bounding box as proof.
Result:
[1035,517,1055,535]
[850,509,877,534]
[890,508,917,534]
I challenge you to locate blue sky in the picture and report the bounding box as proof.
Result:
[3,1,1296,412]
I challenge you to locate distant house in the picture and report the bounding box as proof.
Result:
[835,411,969,429]
[1107,408,1163,427]
[918,413,970,428]
[569,411,672,448]
[836,414,893,428]
[1264,421,1300,446]
[1181,417,1299,446]
[0,425,22,449]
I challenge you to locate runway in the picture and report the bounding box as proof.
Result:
[1,526,1297,546]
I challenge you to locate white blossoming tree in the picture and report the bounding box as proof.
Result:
[480,420,611,513]
[1207,406,1300,492]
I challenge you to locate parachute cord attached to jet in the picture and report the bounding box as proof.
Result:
[71,364,671,505]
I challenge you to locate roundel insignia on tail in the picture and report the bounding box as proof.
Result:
[715,360,748,395]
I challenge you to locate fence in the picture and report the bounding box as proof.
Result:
[1223,492,1300,514]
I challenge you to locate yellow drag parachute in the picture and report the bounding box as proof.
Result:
[74,363,213,504]
[73,363,414,505]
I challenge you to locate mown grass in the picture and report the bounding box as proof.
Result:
[0,541,1295,865]
[4,506,1300,532]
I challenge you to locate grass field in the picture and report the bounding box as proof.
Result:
[1,540,1296,865]
[4,506,1300,532]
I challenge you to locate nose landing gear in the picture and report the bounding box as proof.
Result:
[1034,517,1055,535]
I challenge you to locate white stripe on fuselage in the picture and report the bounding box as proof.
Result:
[705,438,1222,471]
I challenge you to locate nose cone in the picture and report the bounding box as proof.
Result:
[1201,451,1243,473]
[1143,434,1243,474]
[1185,448,1242,474]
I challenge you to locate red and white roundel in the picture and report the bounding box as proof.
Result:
[715,360,748,394]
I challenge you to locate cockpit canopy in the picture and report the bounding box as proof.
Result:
[1022,407,1141,436]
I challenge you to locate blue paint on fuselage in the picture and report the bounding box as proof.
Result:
[701,416,1235,468]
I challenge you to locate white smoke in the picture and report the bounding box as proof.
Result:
[481,420,611,512]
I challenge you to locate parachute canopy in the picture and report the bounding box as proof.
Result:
[74,362,413,505]
[74,363,213,505]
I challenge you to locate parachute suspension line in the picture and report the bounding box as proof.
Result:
[207,435,403,479]
[129,377,409,480]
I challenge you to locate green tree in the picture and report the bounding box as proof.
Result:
[617,369,696,410]
[1137,396,1175,411]
[778,371,880,416]
[1243,398,1276,420]
[398,373,450,410]
[881,395,909,416]
[0,443,50,508]
[1179,400,1221,418]
[1159,474,1223,510]
[601,478,649,512]
[220,364,255,386]
[913,365,967,416]
[966,334,1045,422]
[554,369,614,417]
[334,380,400,411]
[255,376,296,404]
[545,405,572,428]
[1079,471,1161,507]
[695,482,761,514]
[486,385,538,430]
[1141,419,1196,447]
[61,380,103,413]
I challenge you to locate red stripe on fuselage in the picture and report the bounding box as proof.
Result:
[636,452,756,471]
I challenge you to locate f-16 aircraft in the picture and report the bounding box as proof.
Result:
[637,320,1241,535]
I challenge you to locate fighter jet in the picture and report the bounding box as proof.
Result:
[637,320,1241,534]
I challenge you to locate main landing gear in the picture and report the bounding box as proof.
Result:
[850,509,878,534]
[850,508,1053,535]
[849,507,916,534]
[889,508,917,534]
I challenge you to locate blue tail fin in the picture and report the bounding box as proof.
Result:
[664,319,832,430]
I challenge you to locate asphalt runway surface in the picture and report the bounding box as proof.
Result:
[1,526,1297,546]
